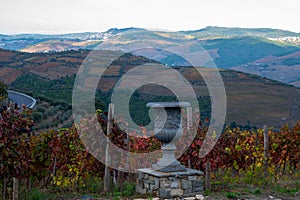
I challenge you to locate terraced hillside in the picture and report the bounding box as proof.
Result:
[0,48,299,129]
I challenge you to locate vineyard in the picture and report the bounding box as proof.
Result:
[0,107,300,199]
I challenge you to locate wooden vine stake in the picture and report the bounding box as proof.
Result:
[187,106,192,169]
[104,103,114,192]
[263,125,269,178]
[13,178,18,200]
[187,106,193,131]
[205,161,211,191]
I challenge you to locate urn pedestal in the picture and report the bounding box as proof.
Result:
[136,102,204,198]
[146,102,190,172]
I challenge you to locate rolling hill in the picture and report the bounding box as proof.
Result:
[231,50,300,87]
[2,26,300,87]
[0,48,300,129]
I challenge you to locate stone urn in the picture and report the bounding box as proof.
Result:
[146,102,190,172]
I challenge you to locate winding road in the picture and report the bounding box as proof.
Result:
[7,90,36,109]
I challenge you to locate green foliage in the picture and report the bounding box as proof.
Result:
[21,188,54,200]
[113,192,122,200]
[81,176,103,194]
[275,186,299,195]
[0,82,7,101]
[253,187,261,194]
[32,111,43,122]
[109,182,136,199]
[225,191,241,199]
[11,73,75,106]
[204,189,213,196]
[11,73,76,130]
[122,181,136,197]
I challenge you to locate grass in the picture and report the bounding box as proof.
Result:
[20,188,72,200]
[275,185,299,195]
[204,168,300,200]
[106,182,136,199]
[2,171,298,200]
[225,191,241,199]
[252,187,261,194]
[22,189,50,200]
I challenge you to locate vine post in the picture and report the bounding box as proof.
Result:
[104,103,114,192]
[2,177,8,200]
[205,161,211,191]
[187,106,192,169]
[263,125,269,178]
[187,106,192,131]
[13,178,18,200]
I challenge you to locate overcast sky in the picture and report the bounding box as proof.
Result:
[0,0,299,34]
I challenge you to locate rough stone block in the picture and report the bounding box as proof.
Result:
[182,179,192,189]
[154,177,159,187]
[160,180,171,188]
[171,180,180,188]
[146,179,155,185]
[192,180,203,192]
[138,172,144,179]
[136,186,147,194]
[170,189,184,197]
[159,188,171,199]
[195,194,205,200]
[150,184,159,191]
[183,188,193,196]
[144,182,149,189]
[137,179,144,186]
[188,176,197,181]
[184,197,196,200]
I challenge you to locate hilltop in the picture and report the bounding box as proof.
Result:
[181,26,300,39]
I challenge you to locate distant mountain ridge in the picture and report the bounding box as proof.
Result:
[1,26,299,54]
[1,26,300,87]
[0,27,143,41]
[181,26,300,38]
[2,26,299,40]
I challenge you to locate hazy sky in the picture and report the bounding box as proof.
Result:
[1,0,299,34]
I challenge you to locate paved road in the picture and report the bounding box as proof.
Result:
[7,90,36,109]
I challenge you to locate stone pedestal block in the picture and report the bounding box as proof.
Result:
[136,168,203,199]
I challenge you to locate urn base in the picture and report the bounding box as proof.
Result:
[152,162,187,172]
